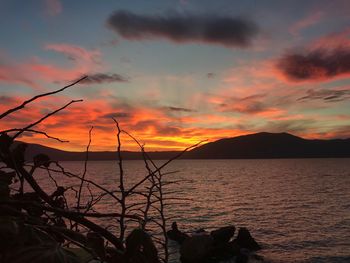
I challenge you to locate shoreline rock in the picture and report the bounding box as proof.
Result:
[167,222,262,263]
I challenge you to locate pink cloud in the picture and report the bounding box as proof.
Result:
[44,0,62,16]
[0,63,39,89]
[44,43,101,64]
[311,27,350,49]
[289,11,324,36]
[0,44,102,88]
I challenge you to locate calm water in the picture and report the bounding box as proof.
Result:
[34,159,350,263]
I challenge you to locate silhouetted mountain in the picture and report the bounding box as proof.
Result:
[21,132,350,161]
[22,142,178,161]
[186,132,350,159]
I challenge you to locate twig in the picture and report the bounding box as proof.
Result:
[9,164,125,250]
[0,200,142,220]
[112,118,127,241]
[0,129,69,143]
[77,126,93,212]
[127,140,205,195]
[12,99,83,140]
[0,76,87,120]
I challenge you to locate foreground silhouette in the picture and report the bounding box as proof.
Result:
[167,222,262,263]
[0,77,265,263]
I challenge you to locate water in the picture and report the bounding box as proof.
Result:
[33,159,350,262]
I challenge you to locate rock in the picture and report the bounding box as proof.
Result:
[210,225,235,243]
[167,222,189,244]
[210,241,236,261]
[232,227,261,251]
[180,235,214,263]
[194,228,207,235]
[236,252,249,263]
[125,229,160,263]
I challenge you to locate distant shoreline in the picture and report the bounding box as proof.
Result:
[22,132,350,161]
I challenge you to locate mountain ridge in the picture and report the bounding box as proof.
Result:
[20,132,350,161]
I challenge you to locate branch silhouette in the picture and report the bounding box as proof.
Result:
[0,76,87,120]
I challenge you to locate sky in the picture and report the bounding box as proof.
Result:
[0,0,350,151]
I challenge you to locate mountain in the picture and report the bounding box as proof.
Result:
[186,132,350,159]
[23,142,178,161]
[21,132,350,161]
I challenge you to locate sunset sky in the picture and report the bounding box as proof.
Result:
[1,0,350,151]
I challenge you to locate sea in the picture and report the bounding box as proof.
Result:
[33,159,350,263]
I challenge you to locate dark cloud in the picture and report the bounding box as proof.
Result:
[131,120,182,136]
[263,119,316,134]
[0,96,17,105]
[106,10,259,47]
[101,112,131,119]
[277,47,350,82]
[218,94,269,114]
[298,88,350,102]
[164,106,195,112]
[207,73,215,79]
[81,73,128,84]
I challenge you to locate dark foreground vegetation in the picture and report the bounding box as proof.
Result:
[0,77,262,263]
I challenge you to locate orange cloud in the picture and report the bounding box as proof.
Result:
[0,91,252,152]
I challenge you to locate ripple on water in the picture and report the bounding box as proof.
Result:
[33,159,350,263]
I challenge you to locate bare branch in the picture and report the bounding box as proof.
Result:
[112,118,127,241]
[77,126,93,211]
[0,76,87,120]
[127,140,205,194]
[12,99,83,140]
[0,129,69,142]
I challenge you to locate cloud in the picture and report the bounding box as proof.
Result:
[262,118,317,134]
[312,27,350,49]
[217,94,266,113]
[164,106,195,112]
[44,0,62,16]
[207,72,215,79]
[0,62,38,88]
[289,11,323,36]
[0,44,104,88]
[106,10,259,47]
[81,73,129,84]
[298,88,350,102]
[276,47,350,82]
[44,43,101,64]
[101,112,131,119]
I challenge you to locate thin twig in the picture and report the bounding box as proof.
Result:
[0,76,87,120]
[127,140,205,195]
[12,99,83,140]
[0,129,69,142]
[112,118,127,241]
[77,126,93,212]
